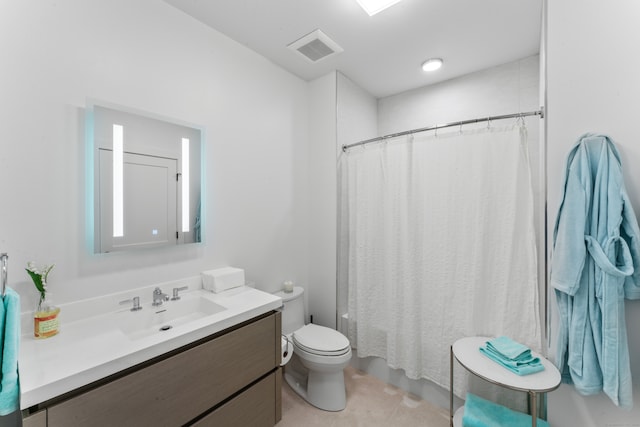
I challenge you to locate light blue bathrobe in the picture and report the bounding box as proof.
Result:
[551,134,640,408]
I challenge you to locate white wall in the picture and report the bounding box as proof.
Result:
[305,71,378,329]
[336,72,378,151]
[378,56,540,136]
[0,0,310,311]
[546,1,640,425]
[306,72,338,328]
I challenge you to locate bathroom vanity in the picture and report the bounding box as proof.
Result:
[20,282,283,427]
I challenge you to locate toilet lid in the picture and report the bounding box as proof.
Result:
[293,324,350,355]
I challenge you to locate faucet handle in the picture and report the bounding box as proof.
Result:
[171,286,188,301]
[119,296,142,311]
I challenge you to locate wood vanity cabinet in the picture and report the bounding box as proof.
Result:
[22,410,46,427]
[26,311,281,427]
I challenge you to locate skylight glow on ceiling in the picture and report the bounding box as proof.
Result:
[356,0,403,16]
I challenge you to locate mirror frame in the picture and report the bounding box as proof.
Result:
[85,101,204,254]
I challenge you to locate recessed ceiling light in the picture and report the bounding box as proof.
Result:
[422,58,443,72]
[356,0,403,16]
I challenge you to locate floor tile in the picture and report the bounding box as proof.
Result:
[277,366,449,427]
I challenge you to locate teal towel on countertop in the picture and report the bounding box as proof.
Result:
[462,392,549,427]
[485,336,531,361]
[0,288,20,416]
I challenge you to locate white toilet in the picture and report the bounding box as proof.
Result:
[275,286,352,411]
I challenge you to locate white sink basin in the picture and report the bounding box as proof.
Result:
[116,296,226,340]
[20,281,284,409]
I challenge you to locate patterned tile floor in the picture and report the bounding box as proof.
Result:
[277,366,450,427]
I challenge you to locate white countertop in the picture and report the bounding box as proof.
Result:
[19,280,282,409]
[452,336,561,393]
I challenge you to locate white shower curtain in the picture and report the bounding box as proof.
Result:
[341,125,541,394]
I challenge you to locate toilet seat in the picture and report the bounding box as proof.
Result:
[292,324,351,356]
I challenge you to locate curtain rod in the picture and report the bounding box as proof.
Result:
[342,108,544,152]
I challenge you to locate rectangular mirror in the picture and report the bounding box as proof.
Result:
[87,103,203,253]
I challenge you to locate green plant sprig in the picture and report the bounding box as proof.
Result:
[26,262,54,299]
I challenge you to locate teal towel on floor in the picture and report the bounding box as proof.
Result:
[462,392,549,427]
[486,336,531,361]
[0,288,20,416]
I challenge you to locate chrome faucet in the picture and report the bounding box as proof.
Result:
[171,286,188,301]
[152,287,170,306]
[119,296,142,311]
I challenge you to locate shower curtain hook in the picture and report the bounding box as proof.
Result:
[459,123,463,134]
[435,126,438,138]
[487,118,492,129]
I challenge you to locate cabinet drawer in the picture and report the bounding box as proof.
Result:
[48,314,277,427]
[193,371,277,427]
[22,410,46,427]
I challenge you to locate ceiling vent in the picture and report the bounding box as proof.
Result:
[288,29,343,63]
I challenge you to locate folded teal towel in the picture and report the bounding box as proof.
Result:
[462,392,549,427]
[0,288,20,416]
[479,337,544,376]
[486,336,531,361]
[482,345,541,367]
[479,346,544,375]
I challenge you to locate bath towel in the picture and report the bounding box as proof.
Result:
[551,134,640,408]
[485,336,532,361]
[0,287,20,415]
[479,337,544,376]
[479,346,544,376]
[462,392,549,427]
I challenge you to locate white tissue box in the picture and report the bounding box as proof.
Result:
[201,267,245,293]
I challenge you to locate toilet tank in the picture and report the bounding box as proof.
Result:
[273,286,305,335]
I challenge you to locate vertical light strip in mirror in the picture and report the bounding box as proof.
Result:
[113,124,124,237]
[181,137,190,232]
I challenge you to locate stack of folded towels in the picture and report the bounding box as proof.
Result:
[479,336,544,376]
[462,393,549,427]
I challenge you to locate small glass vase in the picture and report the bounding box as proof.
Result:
[34,293,60,339]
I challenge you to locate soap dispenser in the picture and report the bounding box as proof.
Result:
[26,262,60,339]
[34,293,60,339]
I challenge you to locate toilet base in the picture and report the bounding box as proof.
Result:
[307,369,347,411]
[284,354,348,412]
